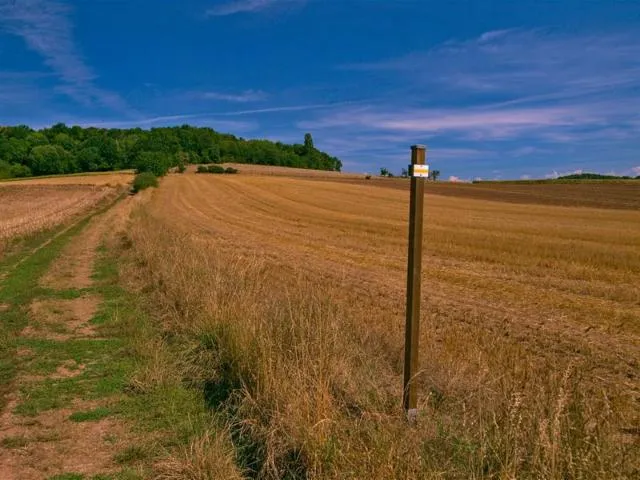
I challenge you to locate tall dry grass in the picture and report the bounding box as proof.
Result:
[123,208,637,479]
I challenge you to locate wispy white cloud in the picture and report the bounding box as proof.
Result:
[206,0,304,17]
[299,103,601,141]
[222,102,345,116]
[0,0,129,113]
[344,29,640,103]
[202,89,268,102]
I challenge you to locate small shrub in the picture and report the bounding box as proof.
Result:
[224,167,238,174]
[196,165,209,174]
[132,172,158,193]
[208,165,225,174]
[177,162,186,174]
[365,175,371,180]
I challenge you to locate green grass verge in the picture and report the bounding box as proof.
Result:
[0,217,95,409]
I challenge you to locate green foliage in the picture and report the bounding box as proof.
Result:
[379,167,390,177]
[69,407,112,422]
[132,172,158,193]
[0,125,341,179]
[304,132,314,151]
[196,165,238,174]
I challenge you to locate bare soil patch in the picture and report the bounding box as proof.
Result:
[25,296,101,340]
[0,395,129,480]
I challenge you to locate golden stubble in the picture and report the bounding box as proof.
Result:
[124,172,639,478]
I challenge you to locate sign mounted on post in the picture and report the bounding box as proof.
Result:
[403,144,427,424]
[409,163,430,178]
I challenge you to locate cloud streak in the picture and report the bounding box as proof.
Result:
[344,29,640,103]
[202,89,268,102]
[206,0,304,17]
[0,0,129,113]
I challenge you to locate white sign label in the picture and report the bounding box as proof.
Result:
[410,164,430,178]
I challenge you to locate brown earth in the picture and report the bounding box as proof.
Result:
[0,395,127,480]
[23,296,101,340]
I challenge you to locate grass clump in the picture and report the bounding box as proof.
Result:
[69,406,112,422]
[1,435,29,448]
[131,172,158,193]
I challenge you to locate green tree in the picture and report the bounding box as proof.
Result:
[29,145,73,175]
[304,133,314,152]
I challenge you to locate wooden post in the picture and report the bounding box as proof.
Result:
[403,145,427,421]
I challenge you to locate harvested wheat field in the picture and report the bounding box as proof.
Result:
[121,171,639,478]
[0,185,117,254]
[0,171,134,187]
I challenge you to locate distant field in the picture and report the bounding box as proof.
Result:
[127,169,639,477]
[0,177,127,259]
[0,171,134,187]
[320,176,640,210]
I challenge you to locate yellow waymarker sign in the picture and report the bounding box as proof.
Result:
[409,164,430,178]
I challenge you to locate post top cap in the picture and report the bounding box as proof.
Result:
[411,144,426,150]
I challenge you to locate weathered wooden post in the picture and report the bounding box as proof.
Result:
[403,145,428,422]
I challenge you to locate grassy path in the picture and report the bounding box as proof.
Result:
[0,198,144,479]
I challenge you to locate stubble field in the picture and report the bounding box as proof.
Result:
[124,171,639,478]
[0,172,132,257]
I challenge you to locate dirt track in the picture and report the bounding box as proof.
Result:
[0,196,138,479]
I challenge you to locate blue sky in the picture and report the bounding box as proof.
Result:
[1,0,639,179]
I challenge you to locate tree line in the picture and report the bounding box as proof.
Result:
[0,124,342,179]
[558,173,640,180]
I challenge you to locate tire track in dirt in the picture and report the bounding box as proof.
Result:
[40,193,136,290]
[0,195,141,480]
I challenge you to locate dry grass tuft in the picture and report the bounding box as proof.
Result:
[154,431,244,480]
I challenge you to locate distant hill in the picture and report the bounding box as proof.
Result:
[0,124,342,179]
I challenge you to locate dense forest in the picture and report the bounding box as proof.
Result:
[0,124,342,179]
